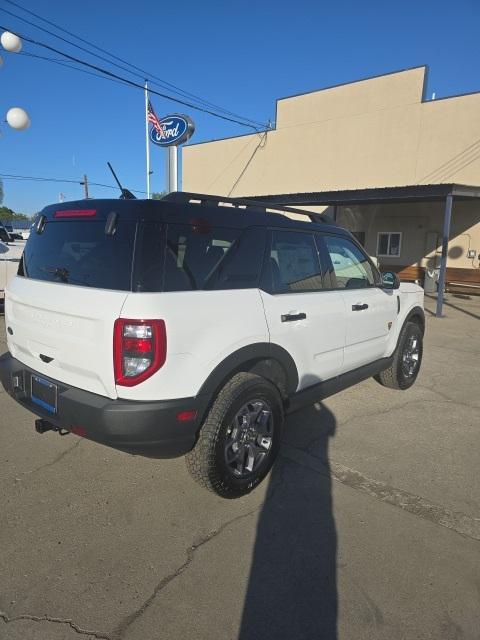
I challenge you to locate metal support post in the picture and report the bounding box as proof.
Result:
[435,193,453,317]
[167,146,178,193]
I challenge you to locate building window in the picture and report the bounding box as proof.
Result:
[377,232,402,257]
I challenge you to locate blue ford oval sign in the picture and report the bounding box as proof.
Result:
[150,114,195,147]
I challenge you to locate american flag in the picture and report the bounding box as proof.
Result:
[147,100,164,137]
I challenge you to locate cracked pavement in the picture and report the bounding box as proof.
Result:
[1,295,479,639]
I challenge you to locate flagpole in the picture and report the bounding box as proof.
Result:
[144,80,151,199]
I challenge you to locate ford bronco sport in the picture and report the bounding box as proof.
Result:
[0,193,424,498]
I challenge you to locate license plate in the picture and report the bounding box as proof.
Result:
[31,375,57,414]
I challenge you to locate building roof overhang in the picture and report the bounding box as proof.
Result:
[250,184,480,206]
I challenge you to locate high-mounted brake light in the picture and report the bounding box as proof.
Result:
[54,209,97,218]
[114,319,167,387]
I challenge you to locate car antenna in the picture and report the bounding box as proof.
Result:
[107,162,136,199]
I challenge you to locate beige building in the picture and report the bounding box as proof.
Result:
[183,66,480,308]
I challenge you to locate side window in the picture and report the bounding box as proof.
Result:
[267,230,323,294]
[323,235,376,289]
[164,223,240,291]
[133,221,165,292]
[206,227,266,290]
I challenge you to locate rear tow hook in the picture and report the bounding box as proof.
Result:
[35,419,70,436]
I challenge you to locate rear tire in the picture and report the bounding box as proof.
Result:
[375,321,423,390]
[185,372,284,498]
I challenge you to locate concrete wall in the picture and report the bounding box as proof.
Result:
[183,66,480,196]
[337,201,480,271]
[182,66,480,280]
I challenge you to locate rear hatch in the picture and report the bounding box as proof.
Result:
[5,202,137,399]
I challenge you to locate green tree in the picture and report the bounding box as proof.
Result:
[152,191,166,200]
[0,206,29,221]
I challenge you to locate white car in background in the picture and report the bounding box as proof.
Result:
[0,238,24,305]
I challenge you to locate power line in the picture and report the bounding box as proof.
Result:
[0,172,147,195]
[228,132,268,196]
[1,22,264,131]
[19,51,130,88]
[1,1,266,128]
[3,0,262,124]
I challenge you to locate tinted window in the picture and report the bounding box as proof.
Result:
[323,235,375,289]
[133,221,165,292]
[268,230,323,293]
[206,227,266,290]
[134,222,264,293]
[163,223,240,292]
[21,219,136,291]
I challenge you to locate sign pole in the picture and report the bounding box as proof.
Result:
[168,145,178,193]
[144,81,151,199]
[148,108,194,193]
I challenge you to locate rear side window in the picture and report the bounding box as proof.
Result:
[205,227,266,290]
[20,219,136,291]
[134,223,266,292]
[164,223,240,291]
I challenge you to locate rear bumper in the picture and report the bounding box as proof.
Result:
[0,353,209,458]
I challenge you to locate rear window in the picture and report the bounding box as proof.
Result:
[20,219,136,291]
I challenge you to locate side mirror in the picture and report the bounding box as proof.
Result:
[381,271,400,290]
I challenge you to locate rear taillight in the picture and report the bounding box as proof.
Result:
[114,319,166,386]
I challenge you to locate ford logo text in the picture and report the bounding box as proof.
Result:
[150,114,195,147]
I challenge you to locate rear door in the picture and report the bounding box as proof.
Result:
[5,211,136,399]
[319,233,397,373]
[260,229,345,390]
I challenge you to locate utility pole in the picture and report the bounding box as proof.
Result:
[81,174,89,199]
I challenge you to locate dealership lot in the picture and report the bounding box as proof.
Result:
[1,295,479,640]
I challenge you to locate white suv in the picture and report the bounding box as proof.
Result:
[0,193,424,498]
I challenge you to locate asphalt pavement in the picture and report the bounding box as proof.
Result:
[1,294,479,640]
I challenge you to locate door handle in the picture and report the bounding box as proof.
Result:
[352,303,369,311]
[281,312,307,322]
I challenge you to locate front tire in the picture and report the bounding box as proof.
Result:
[375,321,423,390]
[185,372,284,498]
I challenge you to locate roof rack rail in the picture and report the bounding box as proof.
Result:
[161,191,335,225]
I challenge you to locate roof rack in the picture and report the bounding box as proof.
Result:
[161,191,335,225]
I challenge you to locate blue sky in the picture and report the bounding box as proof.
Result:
[1,0,479,215]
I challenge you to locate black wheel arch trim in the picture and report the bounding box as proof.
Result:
[197,342,299,400]
[404,306,425,333]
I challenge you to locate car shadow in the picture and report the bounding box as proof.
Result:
[238,403,337,640]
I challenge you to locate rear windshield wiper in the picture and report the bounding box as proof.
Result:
[40,265,94,287]
[40,266,70,283]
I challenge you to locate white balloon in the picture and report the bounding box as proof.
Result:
[6,107,30,130]
[1,32,22,53]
